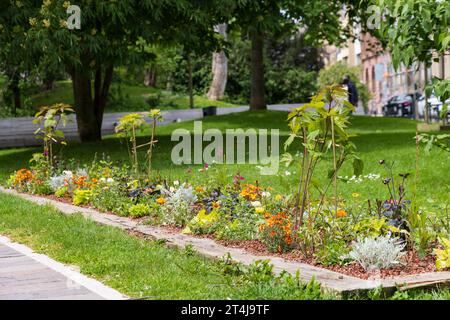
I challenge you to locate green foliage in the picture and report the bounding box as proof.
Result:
[417,133,450,153]
[284,85,360,227]
[318,62,371,112]
[55,186,68,198]
[115,113,147,175]
[128,203,151,218]
[315,239,350,267]
[374,0,450,113]
[72,189,93,206]
[33,103,74,170]
[434,237,450,271]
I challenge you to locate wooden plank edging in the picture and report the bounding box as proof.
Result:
[1,187,449,296]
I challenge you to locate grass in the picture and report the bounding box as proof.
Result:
[1,79,238,117]
[0,192,448,300]
[0,112,449,299]
[0,192,331,300]
[1,111,448,208]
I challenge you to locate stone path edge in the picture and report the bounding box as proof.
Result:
[0,235,128,300]
[1,187,449,296]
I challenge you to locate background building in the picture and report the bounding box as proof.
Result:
[323,30,450,115]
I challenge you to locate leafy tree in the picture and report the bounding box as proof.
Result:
[29,0,225,142]
[361,0,450,122]
[0,1,40,114]
[229,0,360,110]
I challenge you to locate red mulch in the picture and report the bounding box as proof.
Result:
[216,239,437,279]
[39,194,439,280]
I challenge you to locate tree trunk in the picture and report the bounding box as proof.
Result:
[250,30,266,110]
[10,76,21,115]
[207,24,228,101]
[70,66,114,142]
[187,53,194,109]
[424,65,430,124]
[144,68,157,87]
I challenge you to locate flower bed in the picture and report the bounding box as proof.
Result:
[5,90,449,280]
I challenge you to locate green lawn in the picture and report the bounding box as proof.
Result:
[0,192,448,300]
[1,112,448,209]
[0,112,449,299]
[0,192,332,300]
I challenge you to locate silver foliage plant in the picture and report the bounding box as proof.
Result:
[346,236,406,271]
[159,184,197,226]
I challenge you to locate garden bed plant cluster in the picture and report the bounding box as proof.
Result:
[5,86,450,280]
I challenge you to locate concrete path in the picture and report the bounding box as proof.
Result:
[0,235,127,300]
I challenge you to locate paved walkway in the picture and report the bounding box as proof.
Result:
[0,103,365,149]
[0,104,300,148]
[0,236,127,300]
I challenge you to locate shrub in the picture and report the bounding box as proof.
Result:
[128,203,151,218]
[72,189,93,206]
[347,236,406,271]
[434,237,450,271]
[185,209,219,234]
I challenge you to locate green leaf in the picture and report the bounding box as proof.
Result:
[352,157,364,177]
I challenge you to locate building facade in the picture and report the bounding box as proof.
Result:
[324,31,450,115]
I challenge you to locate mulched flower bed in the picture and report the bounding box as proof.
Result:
[215,239,437,280]
[38,194,439,280]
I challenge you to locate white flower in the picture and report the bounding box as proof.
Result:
[173,180,180,186]
[106,178,114,183]
[63,170,73,178]
[250,201,262,207]
[284,170,291,176]
[261,191,271,198]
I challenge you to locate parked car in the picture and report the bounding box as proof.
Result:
[417,95,450,119]
[382,93,420,117]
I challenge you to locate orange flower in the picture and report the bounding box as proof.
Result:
[14,169,34,185]
[72,175,87,188]
[212,201,221,209]
[239,184,261,201]
[195,186,204,193]
[336,209,347,218]
[156,197,166,205]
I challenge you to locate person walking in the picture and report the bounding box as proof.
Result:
[342,75,359,108]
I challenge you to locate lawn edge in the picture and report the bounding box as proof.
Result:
[0,235,128,300]
[1,187,449,296]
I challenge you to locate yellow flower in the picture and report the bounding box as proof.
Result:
[156,197,166,205]
[336,210,347,218]
[275,194,283,201]
[195,186,204,193]
[29,18,37,26]
[255,207,265,214]
[43,0,52,7]
[352,192,360,198]
[43,19,51,28]
[59,19,68,28]
[149,109,162,118]
[63,1,71,9]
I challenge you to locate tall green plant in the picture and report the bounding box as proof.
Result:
[283,85,363,228]
[115,113,147,176]
[33,103,74,171]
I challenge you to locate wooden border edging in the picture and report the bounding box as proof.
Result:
[1,187,449,296]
